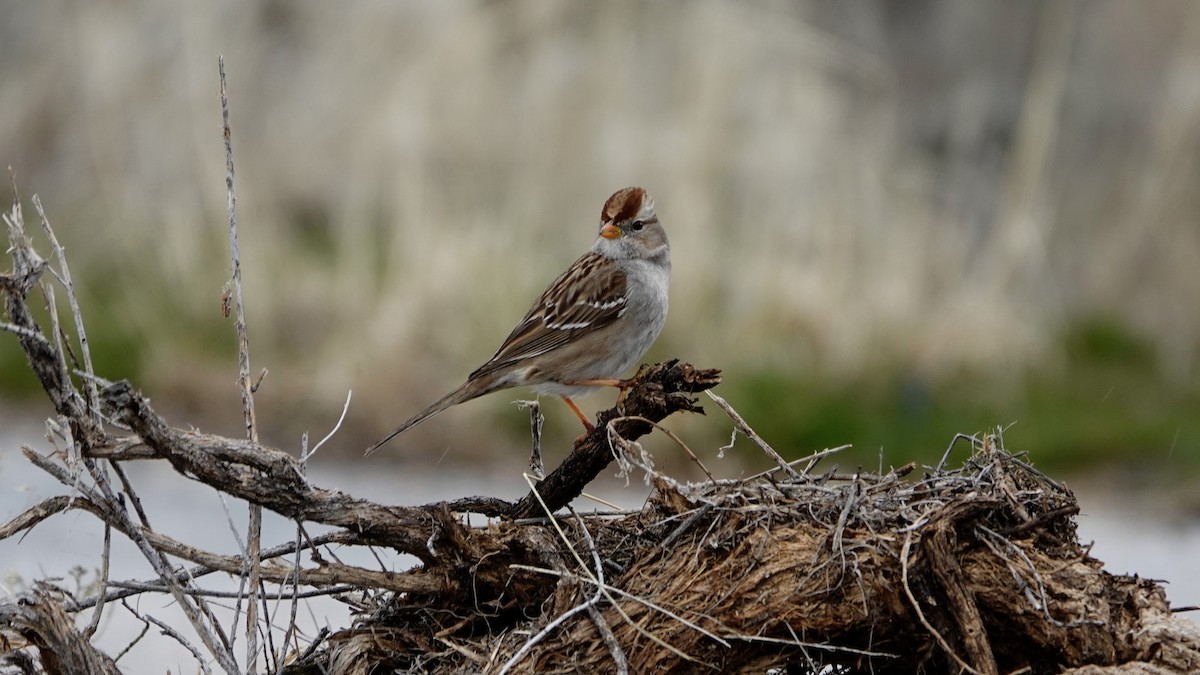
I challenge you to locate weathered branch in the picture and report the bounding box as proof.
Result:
[508,359,722,519]
[2,202,97,440]
[97,381,468,560]
[0,491,440,597]
[217,56,266,671]
[916,501,1002,675]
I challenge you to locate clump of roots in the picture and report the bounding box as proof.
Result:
[329,432,1198,675]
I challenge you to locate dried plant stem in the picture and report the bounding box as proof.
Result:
[33,194,100,423]
[705,389,800,478]
[521,400,545,478]
[219,55,264,672]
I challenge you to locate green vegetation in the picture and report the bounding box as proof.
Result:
[0,342,40,396]
[721,316,1198,473]
[0,304,144,396]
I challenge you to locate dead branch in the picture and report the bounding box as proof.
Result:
[217,55,266,672]
[2,202,98,441]
[507,359,721,519]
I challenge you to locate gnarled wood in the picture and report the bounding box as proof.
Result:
[0,586,120,675]
[508,359,722,519]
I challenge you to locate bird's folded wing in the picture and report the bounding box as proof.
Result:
[469,252,627,380]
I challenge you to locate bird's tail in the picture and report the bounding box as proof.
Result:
[363,381,483,456]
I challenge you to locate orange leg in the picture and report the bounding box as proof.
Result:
[560,396,595,434]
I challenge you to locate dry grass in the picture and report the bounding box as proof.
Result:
[1,2,1198,452]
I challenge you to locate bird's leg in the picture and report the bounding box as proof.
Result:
[560,396,595,439]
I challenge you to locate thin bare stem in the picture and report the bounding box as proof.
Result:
[573,508,628,675]
[83,522,111,639]
[145,612,215,675]
[705,390,800,479]
[304,389,353,462]
[33,194,100,424]
[219,55,263,672]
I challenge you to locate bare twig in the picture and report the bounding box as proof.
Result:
[219,55,263,672]
[605,414,715,482]
[502,474,706,672]
[743,445,853,481]
[33,194,100,424]
[0,320,47,341]
[70,530,357,611]
[303,389,353,463]
[937,433,983,472]
[276,430,312,668]
[705,389,800,479]
[112,607,151,664]
[145,612,215,675]
[724,633,895,658]
[107,580,358,601]
[573,509,628,675]
[50,449,240,672]
[82,522,111,639]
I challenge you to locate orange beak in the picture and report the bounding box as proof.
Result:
[600,223,621,239]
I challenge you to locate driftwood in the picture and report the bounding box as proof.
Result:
[4,189,1200,673]
[0,585,120,675]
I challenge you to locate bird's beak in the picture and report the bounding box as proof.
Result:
[600,223,621,239]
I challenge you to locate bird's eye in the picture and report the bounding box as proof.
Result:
[630,220,645,232]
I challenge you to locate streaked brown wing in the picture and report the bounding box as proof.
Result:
[469,252,627,380]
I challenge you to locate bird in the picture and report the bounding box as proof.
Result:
[365,186,670,456]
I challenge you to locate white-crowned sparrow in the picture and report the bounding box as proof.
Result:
[365,187,670,455]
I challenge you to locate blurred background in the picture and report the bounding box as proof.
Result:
[2,1,1198,478]
[2,2,1199,663]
